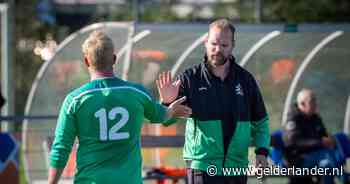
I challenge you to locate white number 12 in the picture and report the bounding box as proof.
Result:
[94,107,130,141]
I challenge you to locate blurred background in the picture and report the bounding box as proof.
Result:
[0,0,349,183]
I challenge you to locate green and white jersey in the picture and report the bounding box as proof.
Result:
[50,77,168,184]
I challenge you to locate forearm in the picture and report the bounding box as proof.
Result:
[252,117,270,149]
[162,109,180,126]
[48,167,63,184]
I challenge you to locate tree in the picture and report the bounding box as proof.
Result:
[264,0,350,23]
[0,0,61,130]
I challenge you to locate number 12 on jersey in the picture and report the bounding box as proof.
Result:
[94,107,130,141]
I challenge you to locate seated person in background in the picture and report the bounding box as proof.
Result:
[283,89,338,184]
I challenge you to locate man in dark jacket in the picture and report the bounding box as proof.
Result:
[283,89,337,184]
[156,19,270,184]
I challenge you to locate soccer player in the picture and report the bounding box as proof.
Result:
[48,30,192,184]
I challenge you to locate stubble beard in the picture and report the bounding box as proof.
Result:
[209,54,228,67]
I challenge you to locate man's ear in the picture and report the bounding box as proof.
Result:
[204,33,208,42]
[204,34,209,48]
[204,33,209,42]
[113,54,117,62]
[84,57,90,67]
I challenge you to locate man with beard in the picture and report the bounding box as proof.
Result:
[156,19,270,184]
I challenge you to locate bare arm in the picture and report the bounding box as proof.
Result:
[48,167,64,184]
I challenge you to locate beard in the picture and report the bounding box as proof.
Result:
[208,53,228,66]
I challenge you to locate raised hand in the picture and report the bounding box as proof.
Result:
[156,71,181,104]
[167,96,192,118]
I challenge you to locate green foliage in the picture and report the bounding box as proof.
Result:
[141,3,181,22]
[264,0,350,23]
[0,0,62,120]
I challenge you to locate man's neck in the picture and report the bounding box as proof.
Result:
[90,70,115,81]
[210,61,231,81]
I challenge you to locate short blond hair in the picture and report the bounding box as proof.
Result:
[209,19,236,42]
[82,30,115,71]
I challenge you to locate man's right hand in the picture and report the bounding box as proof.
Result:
[167,96,192,119]
[156,71,181,104]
